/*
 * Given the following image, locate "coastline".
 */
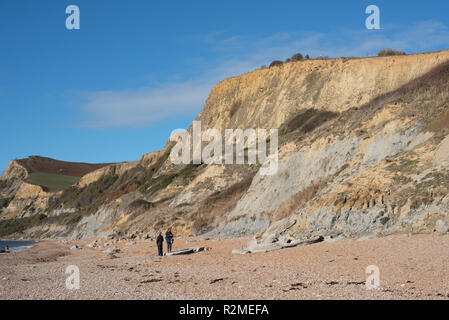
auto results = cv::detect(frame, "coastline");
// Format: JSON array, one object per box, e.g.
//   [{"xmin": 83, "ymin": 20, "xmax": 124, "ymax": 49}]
[
  {"xmin": 0, "ymin": 240, "xmax": 40, "ymax": 253},
  {"xmin": 0, "ymin": 234, "xmax": 448, "ymax": 299}
]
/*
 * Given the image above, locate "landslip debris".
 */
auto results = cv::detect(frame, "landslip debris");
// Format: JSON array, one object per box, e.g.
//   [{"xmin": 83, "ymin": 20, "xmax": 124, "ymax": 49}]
[
  {"xmin": 103, "ymin": 247, "xmax": 121, "ymax": 254},
  {"xmin": 163, "ymin": 247, "xmax": 207, "ymax": 256},
  {"xmin": 232, "ymin": 236, "xmax": 324, "ymax": 254}
]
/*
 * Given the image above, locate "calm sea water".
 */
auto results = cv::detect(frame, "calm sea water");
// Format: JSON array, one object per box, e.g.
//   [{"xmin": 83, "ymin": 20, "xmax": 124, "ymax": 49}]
[{"xmin": 0, "ymin": 241, "xmax": 38, "ymax": 253}]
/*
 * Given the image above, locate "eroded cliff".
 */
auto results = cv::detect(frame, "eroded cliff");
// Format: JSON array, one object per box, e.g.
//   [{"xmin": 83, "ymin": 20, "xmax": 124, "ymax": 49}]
[{"xmin": 1, "ymin": 50, "xmax": 449, "ymax": 242}]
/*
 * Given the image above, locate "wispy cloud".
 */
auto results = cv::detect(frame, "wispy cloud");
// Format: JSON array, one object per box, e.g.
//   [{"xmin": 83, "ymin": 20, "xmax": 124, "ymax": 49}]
[
  {"xmin": 72, "ymin": 20, "xmax": 449, "ymax": 128},
  {"xmin": 77, "ymin": 82, "xmax": 212, "ymax": 128}
]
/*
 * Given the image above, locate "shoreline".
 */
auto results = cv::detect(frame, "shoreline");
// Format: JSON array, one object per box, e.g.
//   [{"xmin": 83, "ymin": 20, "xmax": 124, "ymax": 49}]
[
  {"xmin": 1, "ymin": 234, "xmax": 448, "ymax": 300},
  {"xmin": 0, "ymin": 240, "xmax": 40, "ymax": 253}
]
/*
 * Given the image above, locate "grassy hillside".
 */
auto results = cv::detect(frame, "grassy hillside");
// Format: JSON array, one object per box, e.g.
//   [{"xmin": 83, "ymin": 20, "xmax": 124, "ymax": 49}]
[
  {"xmin": 3, "ymin": 156, "xmax": 116, "ymax": 192},
  {"xmin": 26, "ymin": 172, "xmax": 81, "ymax": 192},
  {"xmin": 17, "ymin": 156, "xmax": 112, "ymax": 177}
]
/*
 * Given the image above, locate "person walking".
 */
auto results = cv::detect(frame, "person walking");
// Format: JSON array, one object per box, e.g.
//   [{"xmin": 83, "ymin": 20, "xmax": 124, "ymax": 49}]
[
  {"xmin": 156, "ymin": 232, "xmax": 164, "ymax": 256},
  {"xmin": 165, "ymin": 228, "xmax": 174, "ymax": 253}
]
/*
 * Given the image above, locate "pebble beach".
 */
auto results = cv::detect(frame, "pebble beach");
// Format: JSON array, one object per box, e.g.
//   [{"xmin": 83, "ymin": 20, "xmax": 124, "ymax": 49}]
[{"xmin": 0, "ymin": 234, "xmax": 448, "ymax": 300}]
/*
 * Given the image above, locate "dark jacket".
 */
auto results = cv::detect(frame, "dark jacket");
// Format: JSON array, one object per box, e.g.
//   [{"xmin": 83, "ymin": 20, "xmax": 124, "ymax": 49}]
[
  {"xmin": 165, "ymin": 231, "xmax": 173, "ymax": 243},
  {"xmin": 156, "ymin": 235, "xmax": 164, "ymax": 246}
]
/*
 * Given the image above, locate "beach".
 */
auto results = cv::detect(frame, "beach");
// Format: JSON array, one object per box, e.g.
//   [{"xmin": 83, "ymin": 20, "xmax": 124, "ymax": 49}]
[
  {"xmin": 0, "ymin": 234, "xmax": 448, "ymax": 300},
  {"xmin": 0, "ymin": 241, "xmax": 38, "ymax": 253}
]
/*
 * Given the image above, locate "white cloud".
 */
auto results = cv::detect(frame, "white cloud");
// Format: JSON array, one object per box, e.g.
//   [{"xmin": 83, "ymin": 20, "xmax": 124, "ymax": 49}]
[
  {"xmin": 77, "ymin": 82, "xmax": 212, "ymax": 128},
  {"xmin": 73, "ymin": 20, "xmax": 449, "ymax": 128}
]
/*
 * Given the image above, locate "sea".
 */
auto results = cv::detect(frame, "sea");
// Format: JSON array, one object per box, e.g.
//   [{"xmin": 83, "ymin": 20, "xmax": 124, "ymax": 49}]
[{"xmin": 0, "ymin": 240, "xmax": 38, "ymax": 253}]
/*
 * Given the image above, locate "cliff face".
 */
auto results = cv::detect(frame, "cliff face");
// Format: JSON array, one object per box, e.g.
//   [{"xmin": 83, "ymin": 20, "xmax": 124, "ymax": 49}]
[
  {"xmin": 196, "ymin": 50, "xmax": 449, "ymax": 131},
  {"xmin": 1, "ymin": 160, "xmax": 29, "ymax": 182},
  {"xmin": 1, "ymin": 49, "xmax": 449, "ymax": 241}
]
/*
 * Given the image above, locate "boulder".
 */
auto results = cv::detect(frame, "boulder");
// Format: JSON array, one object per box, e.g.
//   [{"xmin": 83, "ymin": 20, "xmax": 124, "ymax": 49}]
[
  {"xmin": 87, "ymin": 240, "xmax": 98, "ymax": 248},
  {"xmin": 282, "ymin": 236, "xmax": 324, "ymax": 248},
  {"xmin": 232, "ymin": 249, "xmax": 250, "ymax": 255},
  {"xmin": 103, "ymin": 247, "xmax": 120, "ymax": 254},
  {"xmin": 357, "ymin": 234, "xmax": 377, "ymax": 242},
  {"xmin": 435, "ymin": 220, "xmax": 449, "ymax": 235},
  {"xmin": 243, "ymin": 235, "xmax": 324, "ymax": 254},
  {"xmin": 164, "ymin": 247, "xmax": 206, "ymax": 256},
  {"xmin": 247, "ymin": 244, "xmax": 282, "ymax": 253},
  {"xmin": 164, "ymin": 248, "xmax": 194, "ymax": 256}
]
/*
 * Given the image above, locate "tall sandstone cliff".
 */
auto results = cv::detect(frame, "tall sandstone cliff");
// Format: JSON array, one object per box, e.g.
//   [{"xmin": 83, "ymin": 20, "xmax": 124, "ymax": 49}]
[{"xmin": 1, "ymin": 49, "xmax": 449, "ymax": 242}]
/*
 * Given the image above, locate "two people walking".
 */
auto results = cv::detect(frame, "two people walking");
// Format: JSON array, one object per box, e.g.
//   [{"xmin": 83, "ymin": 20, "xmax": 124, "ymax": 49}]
[
  {"xmin": 0, "ymin": 245, "xmax": 9, "ymax": 253},
  {"xmin": 156, "ymin": 228, "xmax": 174, "ymax": 256}
]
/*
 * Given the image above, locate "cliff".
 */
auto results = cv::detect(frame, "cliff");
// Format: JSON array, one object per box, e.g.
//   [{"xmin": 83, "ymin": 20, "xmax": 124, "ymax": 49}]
[{"xmin": 1, "ymin": 49, "xmax": 449, "ymax": 242}]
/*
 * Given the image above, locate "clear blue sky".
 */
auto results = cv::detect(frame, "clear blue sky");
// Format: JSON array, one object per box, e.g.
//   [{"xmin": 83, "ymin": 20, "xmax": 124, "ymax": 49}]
[{"xmin": 1, "ymin": 0, "xmax": 448, "ymax": 173}]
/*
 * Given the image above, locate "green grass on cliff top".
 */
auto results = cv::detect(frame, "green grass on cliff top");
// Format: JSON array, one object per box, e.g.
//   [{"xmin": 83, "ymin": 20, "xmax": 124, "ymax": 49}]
[{"xmin": 26, "ymin": 172, "xmax": 80, "ymax": 192}]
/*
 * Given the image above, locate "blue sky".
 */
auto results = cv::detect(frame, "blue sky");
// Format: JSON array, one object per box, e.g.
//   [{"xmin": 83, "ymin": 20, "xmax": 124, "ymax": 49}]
[{"xmin": 1, "ymin": 0, "xmax": 449, "ymax": 173}]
